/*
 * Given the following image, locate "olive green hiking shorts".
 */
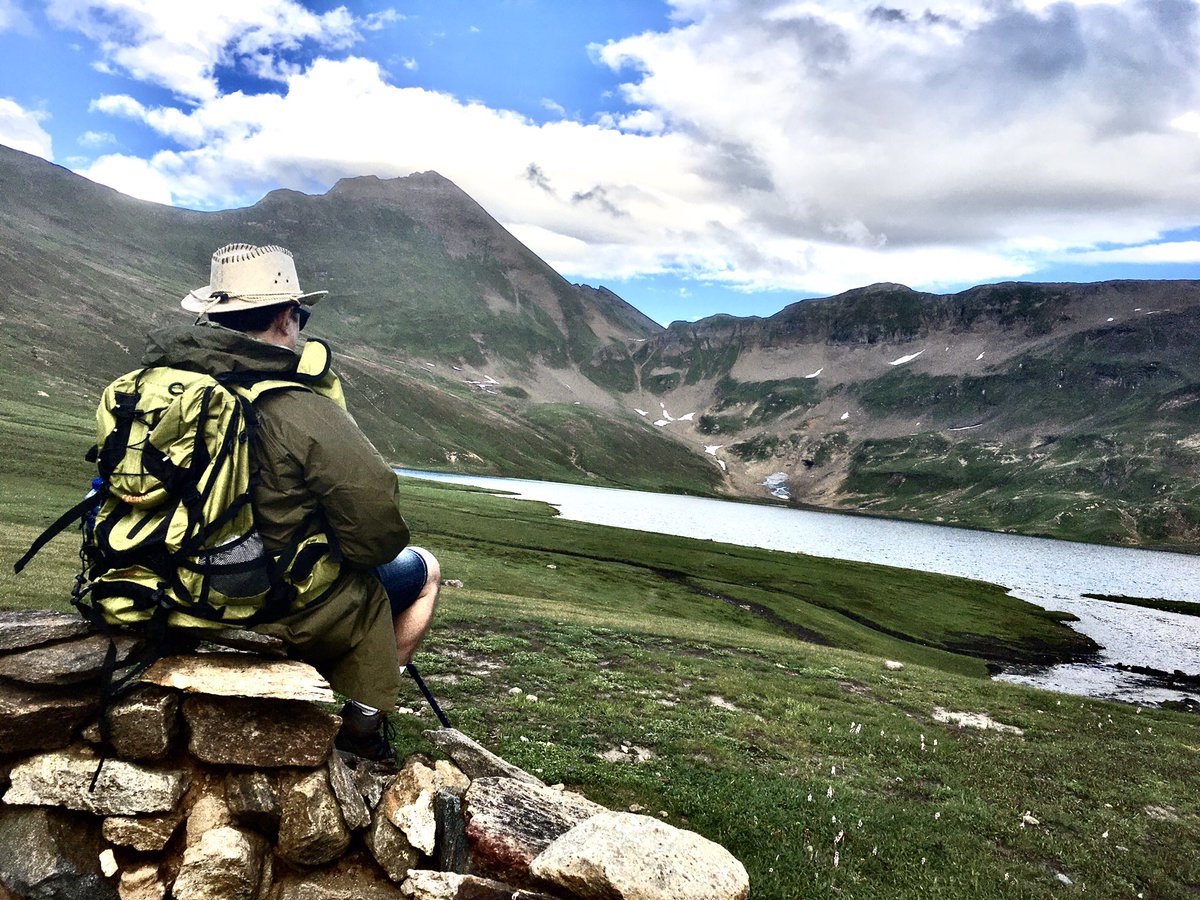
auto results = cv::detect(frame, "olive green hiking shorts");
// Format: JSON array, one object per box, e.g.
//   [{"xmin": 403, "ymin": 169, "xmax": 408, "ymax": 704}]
[{"xmin": 255, "ymin": 568, "xmax": 401, "ymax": 710}]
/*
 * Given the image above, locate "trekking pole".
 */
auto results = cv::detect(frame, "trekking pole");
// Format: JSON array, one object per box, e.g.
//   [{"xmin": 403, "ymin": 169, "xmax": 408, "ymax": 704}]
[{"xmin": 406, "ymin": 662, "xmax": 453, "ymax": 728}]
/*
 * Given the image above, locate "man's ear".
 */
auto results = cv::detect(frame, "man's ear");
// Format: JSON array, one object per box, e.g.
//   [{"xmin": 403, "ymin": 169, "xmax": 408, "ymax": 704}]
[{"xmin": 272, "ymin": 304, "xmax": 294, "ymax": 334}]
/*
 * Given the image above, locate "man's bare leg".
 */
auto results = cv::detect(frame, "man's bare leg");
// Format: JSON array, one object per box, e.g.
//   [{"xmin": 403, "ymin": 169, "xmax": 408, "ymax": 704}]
[{"xmin": 394, "ymin": 547, "xmax": 440, "ymax": 666}]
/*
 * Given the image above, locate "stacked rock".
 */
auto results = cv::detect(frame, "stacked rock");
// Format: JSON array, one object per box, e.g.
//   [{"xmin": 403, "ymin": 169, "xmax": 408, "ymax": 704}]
[{"xmin": 0, "ymin": 611, "xmax": 749, "ymax": 900}]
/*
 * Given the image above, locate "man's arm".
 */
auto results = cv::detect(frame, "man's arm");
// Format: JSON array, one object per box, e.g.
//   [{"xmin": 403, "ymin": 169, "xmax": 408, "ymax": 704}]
[{"xmin": 274, "ymin": 392, "xmax": 410, "ymax": 567}]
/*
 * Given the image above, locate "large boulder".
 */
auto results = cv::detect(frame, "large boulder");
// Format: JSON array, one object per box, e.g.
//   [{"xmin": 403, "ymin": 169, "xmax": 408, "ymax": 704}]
[
  {"xmin": 463, "ymin": 777, "xmax": 604, "ymax": 886},
  {"xmin": 183, "ymin": 696, "xmax": 339, "ymax": 767},
  {"xmin": 530, "ymin": 812, "xmax": 750, "ymax": 900},
  {"xmin": 277, "ymin": 770, "xmax": 352, "ymax": 867},
  {"xmin": 171, "ymin": 825, "xmax": 271, "ymax": 900},
  {"xmin": 0, "ymin": 806, "xmax": 116, "ymax": 900}
]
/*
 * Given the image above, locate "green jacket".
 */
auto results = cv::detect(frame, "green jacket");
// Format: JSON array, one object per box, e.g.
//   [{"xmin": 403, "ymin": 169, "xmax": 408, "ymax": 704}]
[{"xmin": 144, "ymin": 323, "xmax": 409, "ymax": 706}]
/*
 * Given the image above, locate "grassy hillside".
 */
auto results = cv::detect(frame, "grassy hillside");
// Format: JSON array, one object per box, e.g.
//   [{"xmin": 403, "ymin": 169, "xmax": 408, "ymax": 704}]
[{"xmin": 4, "ymin": 404, "xmax": 1197, "ymax": 898}]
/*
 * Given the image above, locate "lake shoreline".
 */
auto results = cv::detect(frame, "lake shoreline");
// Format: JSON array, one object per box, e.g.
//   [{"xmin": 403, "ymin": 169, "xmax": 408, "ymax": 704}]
[
  {"xmin": 397, "ymin": 467, "xmax": 1200, "ymax": 706},
  {"xmin": 399, "ymin": 461, "xmax": 1200, "ymax": 556}
]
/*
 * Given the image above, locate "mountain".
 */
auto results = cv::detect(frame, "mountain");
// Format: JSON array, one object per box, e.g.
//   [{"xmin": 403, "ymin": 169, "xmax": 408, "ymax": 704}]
[
  {"xmin": 0, "ymin": 144, "xmax": 718, "ymax": 495},
  {"xmin": 4, "ymin": 142, "xmax": 1200, "ymax": 548},
  {"xmin": 590, "ymin": 280, "xmax": 1200, "ymax": 547}
]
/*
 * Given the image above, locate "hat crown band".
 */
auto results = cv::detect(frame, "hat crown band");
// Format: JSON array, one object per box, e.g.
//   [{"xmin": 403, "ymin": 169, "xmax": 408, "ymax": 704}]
[{"xmin": 209, "ymin": 244, "xmax": 301, "ymax": 300}]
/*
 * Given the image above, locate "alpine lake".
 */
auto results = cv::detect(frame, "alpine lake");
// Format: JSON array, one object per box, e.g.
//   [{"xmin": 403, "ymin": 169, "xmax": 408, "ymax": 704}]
[{"xmin": 399, "ymin": 469, "xmax": 1200, "ymax": 708}]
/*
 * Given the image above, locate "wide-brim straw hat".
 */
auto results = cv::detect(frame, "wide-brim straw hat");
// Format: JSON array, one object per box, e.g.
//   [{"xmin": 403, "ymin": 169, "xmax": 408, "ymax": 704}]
[{"xmin": 181, "ymin": 243, "xmax": 328, "ymax": 313}]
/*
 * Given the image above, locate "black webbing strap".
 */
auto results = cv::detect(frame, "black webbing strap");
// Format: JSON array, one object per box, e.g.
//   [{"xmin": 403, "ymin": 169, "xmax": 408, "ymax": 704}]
[{"xmin": 13, "ymin": 486, "xmax": 107, "ymax": 574}]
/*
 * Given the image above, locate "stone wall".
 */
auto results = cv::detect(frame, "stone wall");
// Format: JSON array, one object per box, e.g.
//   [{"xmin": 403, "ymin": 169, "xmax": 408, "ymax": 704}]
[{"xmin": 0, "ymin": 611, "xmax": 749, "ymax": 900}]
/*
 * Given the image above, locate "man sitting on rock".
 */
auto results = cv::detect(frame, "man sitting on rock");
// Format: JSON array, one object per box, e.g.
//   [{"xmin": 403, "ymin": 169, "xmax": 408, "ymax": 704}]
[{"xmin": 154, "ymin": 242, "xmax": 440, "ymax": 762}]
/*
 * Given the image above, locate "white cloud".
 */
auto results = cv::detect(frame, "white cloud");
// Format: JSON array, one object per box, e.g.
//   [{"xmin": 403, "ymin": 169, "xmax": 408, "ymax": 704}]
[
  {"xmin": 0, "ymin": 0, "xmax": 32, "ymax": 32},
  {"xmin": 1066, "ymin": 241, "xmax": 1200, "ymax": 265},
  {"xmin": 44, "ymin": 0, "xmax": 378, "ymax": 101},
  {"xmin": 62, "ymin": 0, "xmax": 1200, "ymax": 296},
  {"xmin": 79, "ymin": 129, "xmax": 117, "ymax": 147},
  {"xmin": 78, "ymin": 153, "xmax": 175, "ymax": 203},
  {"xmin": 0, "ymin": 98, "xmax": 53, "ymax": 159}
]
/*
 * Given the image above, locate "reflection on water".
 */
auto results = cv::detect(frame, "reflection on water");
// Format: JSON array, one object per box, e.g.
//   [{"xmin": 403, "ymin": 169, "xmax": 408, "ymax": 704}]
[{"xmin": 399, "ymin": 470, "xmax": 1200, "ymax": 705}]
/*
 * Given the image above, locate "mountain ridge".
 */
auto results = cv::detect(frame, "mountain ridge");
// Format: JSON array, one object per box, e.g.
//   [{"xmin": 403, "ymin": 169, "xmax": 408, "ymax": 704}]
[{"xmin": 4, "ymin": 142, "xmax": 1200, "ymax": 547}]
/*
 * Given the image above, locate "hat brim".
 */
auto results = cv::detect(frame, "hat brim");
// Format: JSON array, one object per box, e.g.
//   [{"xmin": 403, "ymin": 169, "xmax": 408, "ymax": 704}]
[{"xmin": 181, "ymin": 288, "xmax": 328, "ymax": 314}]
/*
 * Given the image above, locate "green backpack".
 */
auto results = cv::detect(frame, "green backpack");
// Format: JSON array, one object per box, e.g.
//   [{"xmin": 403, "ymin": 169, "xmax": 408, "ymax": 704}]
[{"xmin": 16, "ymin": 339, "xmax": 345, "ymax": 634}]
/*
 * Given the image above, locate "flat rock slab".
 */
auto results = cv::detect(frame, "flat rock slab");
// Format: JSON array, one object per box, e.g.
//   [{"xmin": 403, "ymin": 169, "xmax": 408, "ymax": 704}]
[
  {"xmin": 3, "ymin": 747, "xmax": 190, "ymax": 816},
  {"xmin": 0, "ymin": 610, "xmax": 92, "ymax": 652},
  {"xmin": 202, "ymin": 629, "xmax": 289, "ymax": 657},
  {"xmin": 464, "ymin": 776, "xmax": 605, "ymax": 885},
  {"xmin": 531, "ymin": 811, "xmax": 750, "ymax": 900},
  {"xmin": 142, "ymin": 653, "xmax": 335, "ymax": 703},
  {"xmin": 0, "ymin": 609, "xmax": 94, "ymax": 652},
  {"xmin": 424, "ymin": 728, "xmax": 542, "ymax": 785},
  {"xmin": 0, "ymin": 682, "xmax": 94, "ymax": 754},
  {"xmin": 0, "ymin": 633, "xmax": 140, "ymax": 685},
  {"xmin": 184, "ymin": 695, "xmax": 340, "ymax": 768}
]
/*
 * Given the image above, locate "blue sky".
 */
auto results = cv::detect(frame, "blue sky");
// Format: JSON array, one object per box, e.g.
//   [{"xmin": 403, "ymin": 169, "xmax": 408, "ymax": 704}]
[{"xmin": 2, "ymin": 0, "xmax": 1199, "ymax": 325}]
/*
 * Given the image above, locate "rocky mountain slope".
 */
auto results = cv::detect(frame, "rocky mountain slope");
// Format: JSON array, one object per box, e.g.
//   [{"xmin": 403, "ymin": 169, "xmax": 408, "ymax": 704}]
[
  {"xmin": 4, "ymin": 142, "xmax": 1199, "ymax": 547},
  {"xmin": 0, "ymin": 144, "xmax": 717, "ymax": 495},
  {"xmin": 593, "ymin": 280, "xmax": 1200, "ymax": 547}
]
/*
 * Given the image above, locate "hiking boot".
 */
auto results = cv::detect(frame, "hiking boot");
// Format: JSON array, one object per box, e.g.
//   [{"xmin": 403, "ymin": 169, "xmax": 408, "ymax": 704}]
[{"xmin": 334, "ymin": 701, "xmax": 397, "ymax": 765}]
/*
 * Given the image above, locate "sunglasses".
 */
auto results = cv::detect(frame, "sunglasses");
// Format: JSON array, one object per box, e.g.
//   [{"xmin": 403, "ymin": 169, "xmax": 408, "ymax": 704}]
[{"xmin": 290, "ymin": 303, "xmax": 311, "ymax": 331}]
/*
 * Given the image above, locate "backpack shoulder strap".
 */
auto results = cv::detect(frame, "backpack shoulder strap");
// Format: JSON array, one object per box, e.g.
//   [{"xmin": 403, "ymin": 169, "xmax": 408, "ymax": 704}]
[{"xmin": 215, "ymin": 340, "xmax": 346, "ymax": 410}]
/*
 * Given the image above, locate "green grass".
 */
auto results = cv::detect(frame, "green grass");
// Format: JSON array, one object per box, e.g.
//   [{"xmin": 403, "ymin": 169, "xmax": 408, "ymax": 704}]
[
  {"xmin": 1082, "ymin": 594, "xmax": 1200, "ymax": 618},
  {"xmin": 5, "ymin": 415, "xmax": 1198, "ymax": 899}
]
